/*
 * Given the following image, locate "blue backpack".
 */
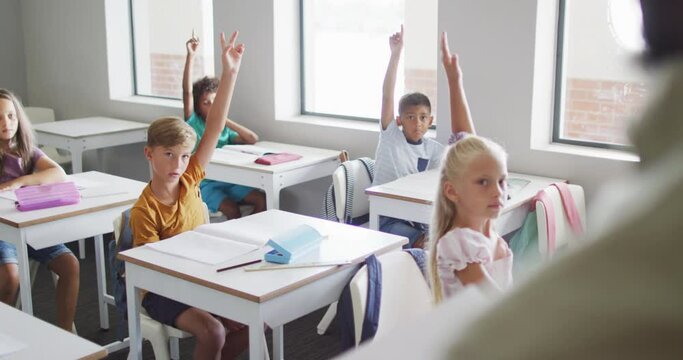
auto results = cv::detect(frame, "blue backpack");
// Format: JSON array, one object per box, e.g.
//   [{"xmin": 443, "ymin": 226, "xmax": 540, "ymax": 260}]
[{"xmin": 107, "ymin": 208, "xmax": 134, "ymax": 339}]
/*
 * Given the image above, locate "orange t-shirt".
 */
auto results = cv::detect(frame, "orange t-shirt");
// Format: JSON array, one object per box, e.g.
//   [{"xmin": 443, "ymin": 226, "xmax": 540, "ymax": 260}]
[{"xmin": 130, "ymin": 155, "xmax": 206, "ymax": 248}]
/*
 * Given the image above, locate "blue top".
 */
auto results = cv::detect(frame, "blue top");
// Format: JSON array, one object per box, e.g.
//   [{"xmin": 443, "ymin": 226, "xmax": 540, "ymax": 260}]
[{"xmin": 186, "ymin": 112, "xmax": 238, "ymax": 151}]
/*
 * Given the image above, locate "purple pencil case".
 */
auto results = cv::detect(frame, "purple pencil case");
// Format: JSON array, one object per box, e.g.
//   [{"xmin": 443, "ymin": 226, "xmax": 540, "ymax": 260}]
[
  {"xmin": 254, "ymin": 153, "xmax": 302, "ymax": 165},
  {"xmin": 14, "ymin": 181, "xmax": 81, "ymax": 211}
]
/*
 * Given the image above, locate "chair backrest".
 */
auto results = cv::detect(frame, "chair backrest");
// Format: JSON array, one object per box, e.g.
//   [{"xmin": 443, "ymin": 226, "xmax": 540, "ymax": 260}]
[
  {"xmin": 23, "ymin": 107, "xmax": 55, "ymax": 124},
  {"xmin": 536, "ymin": 183, "xmax": 586, "ymax": 258},
  {"xmin": 349, "ymin": 251, "xmax": 433, "ymax": 346},
  {"xmin": 325, "ymin": 158, "xmax": 374, "ymax": 225}
]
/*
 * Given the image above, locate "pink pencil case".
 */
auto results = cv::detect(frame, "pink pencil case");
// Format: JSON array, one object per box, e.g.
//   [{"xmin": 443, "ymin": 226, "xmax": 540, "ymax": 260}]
[
  {"xmin": 14, "ymin": 181, "xmax": 81, "ymax": 211},
  {"xmin": 254, "ymin": 153, "xmax": 302, "ymax": 165}
]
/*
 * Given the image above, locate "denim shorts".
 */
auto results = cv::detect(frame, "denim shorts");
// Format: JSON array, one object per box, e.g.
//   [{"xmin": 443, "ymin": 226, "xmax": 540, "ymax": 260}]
[
  {"xmin": 0, "ymin": 240, "xmax": 73, "ymax": 265},
  {"xmin": 200, "ymin": 180, "xmax": 255, "ymax": 213},
  {"xmin": 379, "ymin": 216, "xmax": 428, "ymax": 248},
  {"xmin": 142, "ymin": 292, "xmax": 192, "ymax": 328}
]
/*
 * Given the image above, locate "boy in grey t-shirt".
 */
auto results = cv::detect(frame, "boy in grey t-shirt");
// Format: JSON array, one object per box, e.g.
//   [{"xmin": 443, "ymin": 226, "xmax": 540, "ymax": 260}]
[{"xmin": 374, "ymin": 27, "xmax": 476, "ymax": 248}]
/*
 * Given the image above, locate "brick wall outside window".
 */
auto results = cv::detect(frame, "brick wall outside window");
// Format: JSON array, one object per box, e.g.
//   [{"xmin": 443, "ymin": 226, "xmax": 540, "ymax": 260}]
[
  {"xmin": 563, "ymin": 78, "xmax": 646, "ymax": 146},
  {"xmin": 149, "ymin": 53, "xmax": 205, "ymax": 99}
]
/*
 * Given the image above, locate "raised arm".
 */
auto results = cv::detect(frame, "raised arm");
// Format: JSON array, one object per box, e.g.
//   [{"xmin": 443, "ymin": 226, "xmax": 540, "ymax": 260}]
[
  {"xmin": 380, "ymin": 25, "xmax": 404, "ymax": 130},
  {"xmin": 194, "ymin": 31, "xmax": 244, "ymax": 168},
  {"xmin": 225, "ymin": 118, "xmax": 259, "ymax": 144},
  {"xmin": 441, "ymin": 32, "xmax": 475, "ymax": 135},
  {"xmin": 0, "ymin": 155, "xmax": 67, "ymax": 192},
  {"xmin": 182, "ymin": 34, "xmax": 200, "ymax": 120}
]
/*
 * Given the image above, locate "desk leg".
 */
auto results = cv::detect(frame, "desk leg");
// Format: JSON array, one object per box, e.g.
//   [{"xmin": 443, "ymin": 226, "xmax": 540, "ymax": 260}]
[
  {"xmin": 94, "ymin": 234, "xmax": 110, "ymax": 329},
  {"xmin": 69, "ymin": 149, "xmax": 87, "ymax": 260},
  {"xmin": 369, "ymin": 202, "xmax": 380, "ymax": 231},
  {"xmin": 263, "ymin": 178, "xmax": 281, "ymax": 210},
  {"xmin": 70, "ymin": 148, "xmax": 83, "ymax": 174},
  {"xmin": 16, "ymin": 235, "xmax": 33, "ymax": 315},
  {"xmin": 273, "ymin": 326, "xmax": 284, "ymax": 360},
  {"xmin": 249, "ymin": 321, "xmax": 266, "ymax": 360},
  {"xmin": 126, "ymin": 280, "xmax": 142, "ymax": 360}
]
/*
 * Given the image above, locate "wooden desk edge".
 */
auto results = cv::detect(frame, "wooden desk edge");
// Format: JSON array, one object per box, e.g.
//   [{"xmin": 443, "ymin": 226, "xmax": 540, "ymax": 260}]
[
  {"xmin": 118, "ymin": 238, "xmax": 406, "ymax": 303},
  {"xmin": 0, "ymin": 198, "xmax": 137, "ymax": 228},
  {"xmin": 35, "ymin": 125, "xmax": 149, "ymax": 139}
]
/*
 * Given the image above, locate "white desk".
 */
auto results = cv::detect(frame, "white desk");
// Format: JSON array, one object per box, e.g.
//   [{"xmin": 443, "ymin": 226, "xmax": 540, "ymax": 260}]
[
  {"xmin": 0, "ymin": 172, "xmax": 145, "ymax": 338},
  {"xmin": 205, "ymin": 141, "xmax": 341, "ymax": 209},
  {"xmin": 366, "ymin": 171, "xmax": 565, "ymax": 235},
  {"xmin": 0, "ymin": 302, "xmax": 107, "ymax": 360},
  {"xmin": 33, "ymin": 117, "xmax": 149, "ymax": 174},
  {"xmin": 120, "ymin": 209, "xmax": 407, "ymax": 360}
]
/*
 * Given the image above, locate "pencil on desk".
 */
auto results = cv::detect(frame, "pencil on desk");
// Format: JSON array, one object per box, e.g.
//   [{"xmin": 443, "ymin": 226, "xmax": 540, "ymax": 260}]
[{"xmin": 217, "ymin": 259, "xmax": 262, "ymax": 272}]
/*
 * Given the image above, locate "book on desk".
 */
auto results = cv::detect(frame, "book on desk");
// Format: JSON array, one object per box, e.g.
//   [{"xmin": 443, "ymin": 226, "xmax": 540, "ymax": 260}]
[{"xmin": 144, "ymin": 216, "xmax": 344, "ymax": 270}]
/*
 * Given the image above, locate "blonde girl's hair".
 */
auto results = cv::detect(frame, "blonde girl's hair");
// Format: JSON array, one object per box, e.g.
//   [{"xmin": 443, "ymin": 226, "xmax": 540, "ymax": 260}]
[
  {"xmin": 0, "ymin": 89, "xmax": 36, "ymax": 178},
  {"xmin": 428, "ymin": 135, "xmax": 507, "ymax": 303},
  {"xmin": 147, "ymin": 117, "xmax": 197, "ymax": 149}
]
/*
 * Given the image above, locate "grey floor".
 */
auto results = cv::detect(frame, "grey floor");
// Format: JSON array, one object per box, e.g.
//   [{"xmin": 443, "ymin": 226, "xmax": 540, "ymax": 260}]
[{"xmin": 29, "ymin": 238, "xmax": 345, "ymax": 359}]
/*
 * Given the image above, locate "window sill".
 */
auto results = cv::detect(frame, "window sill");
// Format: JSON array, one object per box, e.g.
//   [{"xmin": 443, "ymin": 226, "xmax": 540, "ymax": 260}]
[
  {"xmin": 276, "ymin": 114, "xmax": 438, "ymax": 139},
  {"xmin": 111, "ymin": 95, "xmax": 182, "ymax": 110},
  {"xmin": 532, "ymin": 142, "xmax": 640, "ymax": 163}
]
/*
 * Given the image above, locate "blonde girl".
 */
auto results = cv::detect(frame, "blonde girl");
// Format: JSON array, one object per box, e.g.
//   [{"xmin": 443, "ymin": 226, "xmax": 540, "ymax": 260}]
[{"xmin": 429, "ymin": 136, "xmax": 513, "ymax": 303}]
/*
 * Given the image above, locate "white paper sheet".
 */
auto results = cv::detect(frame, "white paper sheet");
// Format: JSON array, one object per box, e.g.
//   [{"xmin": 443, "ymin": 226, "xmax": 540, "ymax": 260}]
[{"xmin": 146, "ymin": 231, "xmax": 259, "ymax": 265}]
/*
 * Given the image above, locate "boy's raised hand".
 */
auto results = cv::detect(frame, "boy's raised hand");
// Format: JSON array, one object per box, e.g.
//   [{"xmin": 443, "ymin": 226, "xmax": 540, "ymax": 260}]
[
  {"xmin": 186, "ymin": 35, "xmax": 199, "ymax": 57},
  {"xmin": 389, "ymin": 25, "xmax": 404, "ymax": 56},
  {"xmin": 220, "ymin": 31, "xmax": 245, "ymax": 75},
  {"xmin": 441, "ymin": 32, "xmax": 462, "ymax": 81}
]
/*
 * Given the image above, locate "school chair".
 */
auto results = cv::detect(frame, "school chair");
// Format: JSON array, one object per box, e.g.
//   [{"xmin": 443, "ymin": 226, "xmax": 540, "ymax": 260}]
[
  {"xmin": 112, "ymin": 210, "xmax": 192, "ymax": 360},
  {"xmin": 349, "ymin": 250, "xmax": 432, "ymax": 346},
  {"xmin": 535, "ymin": 183, "xmax": 586, "ymax": 260},
  {"xmin": 318, "ymin": 157, "xmax": 375, "ymax": 335},
  {"xmin": 23, "ymin": 106, "xmax": 86, "ymax": 260},
  {"xmin": 14, "ymin": 259, "xmax": 78, "ymax": 334}
]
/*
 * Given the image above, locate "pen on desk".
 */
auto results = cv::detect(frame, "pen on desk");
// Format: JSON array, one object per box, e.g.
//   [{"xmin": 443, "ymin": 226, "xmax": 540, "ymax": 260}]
[{"xmin": 217, "ymin": 259, "xmax": 262, "ymax": 273}]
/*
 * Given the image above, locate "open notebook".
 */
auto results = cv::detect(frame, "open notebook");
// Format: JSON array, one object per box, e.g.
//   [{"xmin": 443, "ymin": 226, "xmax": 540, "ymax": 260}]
[{"xmin": 220, "ymin": 144, "xmax": 302, "ymax": 165}]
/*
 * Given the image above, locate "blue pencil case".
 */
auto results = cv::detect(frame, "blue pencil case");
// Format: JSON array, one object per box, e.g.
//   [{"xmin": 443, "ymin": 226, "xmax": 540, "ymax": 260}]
[{"xmin": 264, "ymin": 224, "xmax": 323, "ymax": 264}]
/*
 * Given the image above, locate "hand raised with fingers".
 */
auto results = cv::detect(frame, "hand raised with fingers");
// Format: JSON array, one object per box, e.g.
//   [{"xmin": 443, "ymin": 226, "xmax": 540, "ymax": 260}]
[
  {"xmin": 389, "ymin": 25, "xmax": 404, "ymax": 56},
  {"xmin": 441, "ymin": 32, "xmax": 462, "ymax": 81},
  {"xmin": 186, "ymin": 34, "xmax": 200, "ymax": 56},
  {"xmin": 220, "ymin": 31, "xmax": 245, "ymax": 75}
]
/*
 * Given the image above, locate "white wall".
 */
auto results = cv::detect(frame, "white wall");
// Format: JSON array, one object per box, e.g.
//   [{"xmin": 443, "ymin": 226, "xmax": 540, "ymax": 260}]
[
  {"xmin": 0, "ymin": 0, "xmax": 28, "ymax": 101},
  {"xmin": 15, "ymin": 0, "xmax": 638, "ymax": 216}
]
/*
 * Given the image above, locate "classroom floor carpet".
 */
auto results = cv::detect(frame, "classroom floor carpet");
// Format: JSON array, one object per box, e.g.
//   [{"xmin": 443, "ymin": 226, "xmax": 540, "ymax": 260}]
[{"xmin": 29, "ymin": 238, "xmax": 345, "ymax": 359}]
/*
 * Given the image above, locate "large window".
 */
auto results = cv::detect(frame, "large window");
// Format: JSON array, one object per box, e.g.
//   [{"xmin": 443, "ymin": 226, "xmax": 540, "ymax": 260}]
[
  {"xmin": 301, "ymin": 0, "xmax": 438, "ymax": 124},
  {"xmin": 130, "ymin": 0, "xmax": 214, "ymax": 99},
  {"xmin": 554, "ymin": 0, "xmax": 647, "ymax": 149}
]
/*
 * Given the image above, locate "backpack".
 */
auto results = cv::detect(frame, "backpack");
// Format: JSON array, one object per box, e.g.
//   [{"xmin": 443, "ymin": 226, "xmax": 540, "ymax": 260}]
[
  {"xmin": 338, "ymin": 249, "xmax": 427, "ymax": 351},
  {"xmin": 323, "ymin": 157, "xmax": 375, "ymax": 225},
  {"xmin": 107, "ymin": 208, "xmax": 134, "ymax": 339},
  {"xmin": 509, "ymin": 183, "xmax": 584, "ymax": 277}
]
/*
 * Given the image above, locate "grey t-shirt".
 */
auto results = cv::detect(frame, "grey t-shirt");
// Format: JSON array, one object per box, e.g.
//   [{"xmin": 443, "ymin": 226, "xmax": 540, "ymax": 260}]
[{"xmin": 372, "ymin": 120, "xmax": 444, "ymax": 186}]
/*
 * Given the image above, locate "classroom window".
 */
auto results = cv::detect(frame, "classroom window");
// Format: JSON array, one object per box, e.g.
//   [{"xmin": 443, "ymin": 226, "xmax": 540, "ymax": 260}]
[
  {"xmin": 130, "ymin": 0, "xmax": 214, "ymax": 99},
  {"xmin": 301, "ymin": 0, "xmax": 438, "ymax": 124},
  {"xmin": 553, "ymin": 0, "xmax": 647, "ymax": 149}
]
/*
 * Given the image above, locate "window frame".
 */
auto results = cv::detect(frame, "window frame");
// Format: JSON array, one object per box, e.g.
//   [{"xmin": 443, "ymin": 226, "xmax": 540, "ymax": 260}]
[
  {"xmin": 298, "ymin": 0, "xmax": 436, "ymax": 129},
  {"xmin": 552, "ymin": 0, "xmax": 632, "ymax": 151}
]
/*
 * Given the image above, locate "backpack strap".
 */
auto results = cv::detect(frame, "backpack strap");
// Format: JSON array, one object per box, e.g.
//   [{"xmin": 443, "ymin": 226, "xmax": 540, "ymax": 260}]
[
  {"xmin": 532, "ymin": 191, "xmax": 557, "ymax": 257},
  {"xmin": 358, "ymin": 157, "xmax": 375, "ymax": 184},
  {"xmin": 360, "ymin": 254, "xmax": 381, "ymax": 343},
  {"xmin": 323, "ymin": 184, "xmax": 338, "ymax": 222},
  {"xmin": 551, "ymin": 183, "xmax": 584, "ymax": 236},
  {"xmin": 342, "ymin": 162, "xmax": 355, "ymax": 224}
]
